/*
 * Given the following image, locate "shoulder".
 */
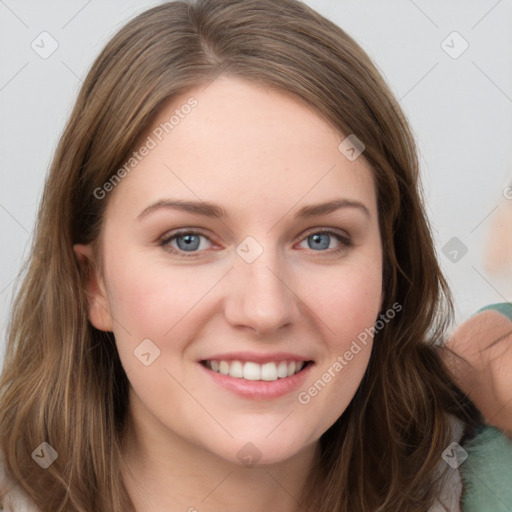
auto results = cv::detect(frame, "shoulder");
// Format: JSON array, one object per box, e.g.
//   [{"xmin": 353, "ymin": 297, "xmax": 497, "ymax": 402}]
[
  {"xmin": 0, "ymin": 448, "xmax": 40, "ymax": 512},
  {"xmin": 428, "ymin": 417, "xmax": 512, "ymax": 511},
  {"xmin": 460, "ymin": 425, "xmax": 512, "ymax": 512}
]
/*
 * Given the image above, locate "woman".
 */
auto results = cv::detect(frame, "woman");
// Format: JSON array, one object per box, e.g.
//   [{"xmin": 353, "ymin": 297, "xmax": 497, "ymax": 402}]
[{"xmin": 0, "ymin": 0, "xmax": 509, "ymax": 510}]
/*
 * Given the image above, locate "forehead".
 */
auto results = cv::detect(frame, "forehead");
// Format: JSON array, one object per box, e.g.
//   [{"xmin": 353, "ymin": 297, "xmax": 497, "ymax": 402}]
[{"xmin": 105, "ymin": 75, "xmax": 377, "ymax": 221}]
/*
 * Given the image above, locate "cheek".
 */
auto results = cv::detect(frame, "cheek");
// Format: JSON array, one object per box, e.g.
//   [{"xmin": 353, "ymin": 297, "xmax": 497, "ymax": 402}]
[
  {"xmin": 303, "ymin": 257, "xmax": 383, "ymax": 345},
  {"xmin": 103, "ymin": 257, "xmax": 215, "ymax": 371},
  {"xmin": 293, "ymin": 260, "xmax": 382, "ymax": 437}
]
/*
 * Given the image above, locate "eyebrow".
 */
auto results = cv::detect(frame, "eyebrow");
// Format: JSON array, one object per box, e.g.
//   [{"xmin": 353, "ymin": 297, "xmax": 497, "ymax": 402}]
[{"xmin": 137, "ymin": 198, "xmax": 370, "ymax": 220}]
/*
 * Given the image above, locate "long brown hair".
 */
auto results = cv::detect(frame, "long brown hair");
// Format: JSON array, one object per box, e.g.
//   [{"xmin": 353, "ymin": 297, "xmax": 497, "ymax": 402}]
[{"xmin": 0, "ymin": 1, "xmax": 480, "ymax": 510}]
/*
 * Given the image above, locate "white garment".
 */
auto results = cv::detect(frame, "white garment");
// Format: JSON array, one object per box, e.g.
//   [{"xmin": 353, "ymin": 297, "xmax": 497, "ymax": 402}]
[{"xmin": 428, "ymin": 415, "xmax": 466, "ymax": 512}]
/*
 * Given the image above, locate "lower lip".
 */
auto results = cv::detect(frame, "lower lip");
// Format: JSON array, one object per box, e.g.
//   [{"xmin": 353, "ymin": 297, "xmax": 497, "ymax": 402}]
[{"xmin": 198, "ymin": 362, "xmax": 313, "ymax": 400}]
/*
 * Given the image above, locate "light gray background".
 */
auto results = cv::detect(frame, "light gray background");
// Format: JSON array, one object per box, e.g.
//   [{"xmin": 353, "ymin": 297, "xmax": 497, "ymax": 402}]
[{"xmin": 1, "ymin": 0, "xmax": 512, "ymax": 366}]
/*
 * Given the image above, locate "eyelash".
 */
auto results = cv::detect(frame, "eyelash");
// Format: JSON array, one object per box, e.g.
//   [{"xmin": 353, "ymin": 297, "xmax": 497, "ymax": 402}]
[{"xmin": 159, "ymin": 228, "xmax": 353, "ymax": 258}]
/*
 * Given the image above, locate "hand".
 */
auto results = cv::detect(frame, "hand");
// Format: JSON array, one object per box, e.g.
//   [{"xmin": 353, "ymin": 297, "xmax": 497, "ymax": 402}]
[{"xmin": 441, "ymin": 306, "xmax": 512, "ymax": 437}]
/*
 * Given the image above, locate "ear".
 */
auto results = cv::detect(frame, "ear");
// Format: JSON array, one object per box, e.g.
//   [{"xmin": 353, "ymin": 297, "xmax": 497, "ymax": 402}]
[{"xmin": 74, "ymin": 244, "xmax": 113, "ymax": 332}]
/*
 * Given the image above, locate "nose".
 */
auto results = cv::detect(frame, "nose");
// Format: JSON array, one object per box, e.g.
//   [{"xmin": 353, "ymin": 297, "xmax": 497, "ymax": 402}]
[{"xmin": 223, "ymin": 246, "xmax": 300, "ymax": 337}]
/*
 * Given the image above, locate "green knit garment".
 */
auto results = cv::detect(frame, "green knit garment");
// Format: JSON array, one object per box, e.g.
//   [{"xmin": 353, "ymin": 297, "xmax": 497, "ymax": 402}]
[
  {"xmin": 474, "ymin": 302, "xmax": 512, "ymax": 319},
  {"xmin": 461, "ymin": 425, "xmax": 512, "ymax": 511},
  {"xmin": 460, "ymin": 302, "xmax": 512, "ymax": 511}
]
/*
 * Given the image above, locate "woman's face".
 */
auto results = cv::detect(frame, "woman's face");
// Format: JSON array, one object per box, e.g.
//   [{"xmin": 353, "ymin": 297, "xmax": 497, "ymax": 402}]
[{"xmin": 81, "ymin": 75, "xmax": 383, "ymax": 466}]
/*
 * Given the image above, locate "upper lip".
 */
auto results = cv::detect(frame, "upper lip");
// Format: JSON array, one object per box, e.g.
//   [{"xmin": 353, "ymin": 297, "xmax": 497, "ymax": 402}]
[{"xmin": 200, "ymin": 351, "xmax": 313, "ymax": 364}]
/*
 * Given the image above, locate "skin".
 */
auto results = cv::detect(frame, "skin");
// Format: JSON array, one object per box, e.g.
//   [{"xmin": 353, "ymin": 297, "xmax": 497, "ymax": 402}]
[
  {"xmin": 442, "ymin": 310, "xmax": 512, "ymax": 437},
  {"xmin": 75, "ymin": 75, "xmax": 384, "ymax": 512},
  {"xmin": 450, "ymin": 189, "xmax": 512, "ymax": 434}
]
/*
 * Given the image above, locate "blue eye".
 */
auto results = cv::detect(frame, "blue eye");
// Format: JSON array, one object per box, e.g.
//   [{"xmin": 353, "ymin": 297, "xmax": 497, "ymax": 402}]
[
  {"xmin": 175, "ymin": 233, "xmax": 200, "ymax": 251},
  {"xmin": 298, "ymin": 230, "xmax": 351, "ymax": 252},
  {"xmin": 306, "ymin": 232, "xmax": 330, "ymax": 250},
  {"xmin": 160, "ymin": 228, "xmax": 352, "ymax": 258},
  {"xmin": 161, "ymin": 231, "xmax": 212, "ymax": 255}
]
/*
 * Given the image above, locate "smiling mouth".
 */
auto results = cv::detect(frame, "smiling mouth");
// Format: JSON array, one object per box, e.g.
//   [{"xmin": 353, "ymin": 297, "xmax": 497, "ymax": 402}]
[{"xmin": 201, "ymin": 359, "xmax": 312, "ymax": 381}]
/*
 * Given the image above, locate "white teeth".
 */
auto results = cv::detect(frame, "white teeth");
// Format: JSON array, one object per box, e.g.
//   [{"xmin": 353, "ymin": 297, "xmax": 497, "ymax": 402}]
[
  {"xmin": 205, "ymin": 359, "xmax": 307, "ymax": 381},
  {"xmin": 219, "ymin": 361, "xmax": 230, "ymax": 375},
  {"xmin": 260, "ymin": 362, "xmax": 277, "ymax": 381},
  {"xmin": 243, "ymin": 362, "xmax": 261, "ymax": 380},
  {"xmin": 229, "ymin": 360, "xmax": 244, "ymax": 378},
  {"xmin": 277, "ymin": 361, "xmax": 289, "ymax": 378}
]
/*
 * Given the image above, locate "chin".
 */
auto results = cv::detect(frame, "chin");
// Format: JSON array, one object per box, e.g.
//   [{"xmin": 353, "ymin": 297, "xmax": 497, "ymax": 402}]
[{"xmin": 203, "ymin": 432, "xmax": 316, "ymax": 469}]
